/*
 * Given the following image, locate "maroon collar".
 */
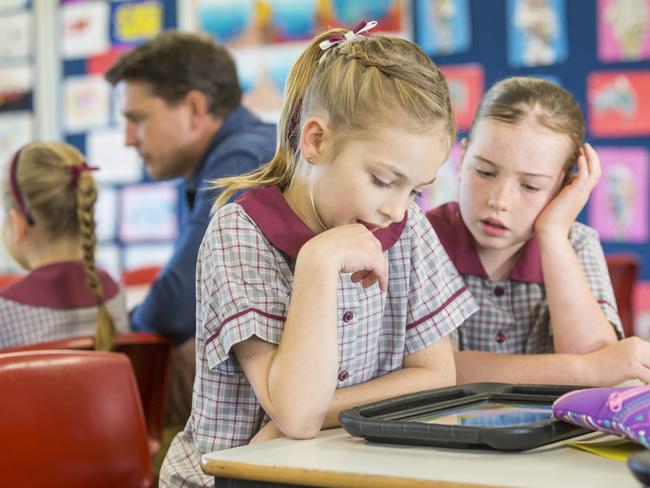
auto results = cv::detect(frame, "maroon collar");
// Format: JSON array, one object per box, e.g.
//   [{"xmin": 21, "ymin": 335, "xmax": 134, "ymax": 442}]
[
  {"xmin": 236, "ymin": 186, "xmax": 407, "ymax": 258},
  {"xmin": 426, "ymin": 202, "xmax": 543, "ymax": 283},
  {"xmin": 0, "ymin": 261, "xmax": 120, "ymax": 308}
]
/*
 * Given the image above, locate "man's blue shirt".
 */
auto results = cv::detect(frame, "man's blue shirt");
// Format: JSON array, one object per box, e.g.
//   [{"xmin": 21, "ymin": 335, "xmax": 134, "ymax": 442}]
[{"xmin": 130, "ymin": 106, "xmax": 276, "ymax": 343}]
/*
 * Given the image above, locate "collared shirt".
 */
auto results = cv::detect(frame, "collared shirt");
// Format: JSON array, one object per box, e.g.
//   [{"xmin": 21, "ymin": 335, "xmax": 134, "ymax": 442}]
[
  {"xmin": 130, "ymin": 106, "xmax": 276, "ymax": 344},
  {"xmin": 160, "ymin": 186, "xmax": 478, "ymax": 488},
  {"xmin": 0, "ymin": 261, "xmax": 128, "ymax": 349},
  {"xmin": 427, "ymin": 202, "xmax": 623, "ymax": 354}
]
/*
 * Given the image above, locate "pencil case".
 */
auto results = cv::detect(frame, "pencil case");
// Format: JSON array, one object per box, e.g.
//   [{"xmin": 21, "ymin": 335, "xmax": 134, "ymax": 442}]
[{"xmin": 552, "ymin": 385, "xmax": 650, "ymax": 447}]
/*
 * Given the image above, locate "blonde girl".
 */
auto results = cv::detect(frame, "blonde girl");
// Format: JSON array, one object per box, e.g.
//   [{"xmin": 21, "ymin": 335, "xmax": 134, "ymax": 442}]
[
  {"xmin": 0, "ymin": 142, "xmax": 128, "ymax": 351},
  {"xmin": 161, "ymin": 21, "xmax": 477, "ymax": 487}
]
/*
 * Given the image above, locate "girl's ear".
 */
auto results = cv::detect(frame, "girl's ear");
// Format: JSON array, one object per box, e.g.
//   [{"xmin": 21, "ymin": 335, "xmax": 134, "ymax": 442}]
[
  {"xmin": 9, "ymin": 208, "xmax": 29, "ymax": 242},
  {"xmin": 299, "ymin": 116, "xmax": 328, "ymax": 165}
]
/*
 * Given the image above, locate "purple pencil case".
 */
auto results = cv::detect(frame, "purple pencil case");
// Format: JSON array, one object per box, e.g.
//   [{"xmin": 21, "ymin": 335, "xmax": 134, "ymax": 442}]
[{"xmin": 552, "ymin": 385, "xmax": 650, "ymax": 447}]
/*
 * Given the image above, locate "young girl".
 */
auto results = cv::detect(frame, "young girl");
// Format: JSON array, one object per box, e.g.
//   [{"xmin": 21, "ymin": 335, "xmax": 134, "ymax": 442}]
[
  {"xmin": 427, "ymin": 76, "xmax": 650, "ymax": 386},
  {"xmin": 0, "ymin": 142, "xmax": 128, "ymax": 351},
  {"xmin": 161, "ymin": 22, "xmax": 478, "ymax": 487}
]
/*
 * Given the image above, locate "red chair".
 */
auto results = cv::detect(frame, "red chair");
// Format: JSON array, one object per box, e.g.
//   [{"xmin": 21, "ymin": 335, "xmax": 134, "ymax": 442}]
[
  {"xmin": 0, "ymin": 350, "xmax": 153, "ymax": 488},
  {"xmin": 3, "ymin": 332, "xmax": 172, "ymax": 454},
  {"xmin": 0, "ymin": 272, "xmax": 23, "ymax": 289},
  {"xmin": 122, "ymin": 265, "xmax": 162, "ymax": 286},
  {"xmin": 606, "ymin": 253, "xmax": 640, "ymax": 338}
]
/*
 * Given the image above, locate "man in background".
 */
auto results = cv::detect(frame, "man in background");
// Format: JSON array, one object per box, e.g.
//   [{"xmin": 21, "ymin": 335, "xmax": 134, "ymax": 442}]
[{"xmin": 106, "ymin": 30, "xmax": 276, "ymax": 422}]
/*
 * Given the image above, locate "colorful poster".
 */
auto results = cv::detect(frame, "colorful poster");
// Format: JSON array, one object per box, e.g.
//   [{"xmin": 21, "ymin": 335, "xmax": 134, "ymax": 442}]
[
  {"xmin": 96, "ymin": 244, "xmax": 121, "ymax": 282},
  {"xmin": 0, "ymin": 11, "xmax": 31, "ymax": 61},
  {"xmin": 506, "ymin": 0, "xmax": 568, "ymax": 67},
  {"xmin": 598, "ymin": 0, "xmax": 650, "ymax": 62},
  {"xmin": 414, "ymin": 0, "xmax": 471, "ymax": 56},
  {"xmin": 0, "ymin": 65, "xmax": 32, "ymax": 111},
  {"xmin": 119, "ymin": 183, "xmax": 179, "ymax": 242},
  {"xmin": 439, "ymin": 64, "xmax": 484, "ymax": 131},
  {"xmin": 236, "ymin": 43, "xmax": 304, "ymax": 122},
  {"xmin": 62, "ymin": 1, "xmax": 109, "ymax": 59},
  {"xmin": 87, "ymin": 128, "xmax": 143, "ymax": 183},
  {"xmin": 317, "ymin": 0, "xmax": 407, "ymax": 36},
  {"xmin": 416, "ymin": 142, "xmax": 462, "ymax": 212},
  {"xmin": 588, "ymin": 71, "xmax": 650, "ymax": 137},
  {"xmin": 110, "ymin": 0, "xmax": 163, "ymax": 48},
  {"xmin": 63, "ymin": 75, "xmax": 111, "ymax": 133},
  {"xmin": 198, "ymin": 0, "xmax": 406, "ymax": 47},
  {"xmin": 96, "ymin": 186, "xmax": 117, "ymax": 242},
  {"xmin": 588, "ymin": 147, "xmax": 648, "ymax": 243}
]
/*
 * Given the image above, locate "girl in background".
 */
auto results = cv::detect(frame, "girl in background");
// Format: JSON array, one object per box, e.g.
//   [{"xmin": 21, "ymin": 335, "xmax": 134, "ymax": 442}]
[
  {"xmin": 161, "ymin": 21, "xmax": 477, "ymax": 487},
  {"xmin": 427, "ymin": 76, "xmax": 650, "ymax": 386},
  {"xmin": 0, "ymin": 142, "xmax": 128, "ymax": 351}
]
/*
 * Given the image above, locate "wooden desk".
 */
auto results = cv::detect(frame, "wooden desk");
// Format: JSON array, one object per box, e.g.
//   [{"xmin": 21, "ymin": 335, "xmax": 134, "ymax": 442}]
[{"xmin": 202, "ymin": 428, "xmax": 641, "ymax": 488}]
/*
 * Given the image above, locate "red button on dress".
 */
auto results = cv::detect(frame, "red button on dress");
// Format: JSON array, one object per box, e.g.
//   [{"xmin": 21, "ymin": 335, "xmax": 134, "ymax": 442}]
[
  {"xmin": 494, "ymin": 286, "xmax": 505, "ymax": 297},
  {"xmin": 495, "ymin": 332, "xmax": 506, "ymax": 343},
  {"xmin": 343, "ymin": 311, "xmax": 353, "ymax": 323},
  {"xmin": 338, "ymin": 370, "xmax": 349, "ymax": 381}
]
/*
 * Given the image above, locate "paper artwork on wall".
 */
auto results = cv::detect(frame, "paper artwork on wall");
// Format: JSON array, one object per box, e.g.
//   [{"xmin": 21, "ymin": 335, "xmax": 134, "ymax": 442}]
[
  {"xmin": 506, "ymin": 0, "xmax": 567, "ymax": 67},
  {"xmin": 96, "ymin": 244, "xmax": 121, "ymax": 282},
  {"xmin": 414, "ymin": 0, "xmax": 471, "ymax": 56},
  {"xmin": 0, "ymin": 111, "xmax": 31, "ymax": 170},
  {"xmin": 96, "ymin": 186, "xmax": 117, "ymax": 242},
  {"xmin": 416, "ymin": 141, "xmax": 462, "ymax": 212},
  {"xmin": 87, "ymin": 128, "xmax": 142, "ymax": 183},
  {"xmin": 197, "ymin": 0, "xmax": 408, "ymax": 48},
  {"xmin": 63, "ymin": 75, "xmax": 111, "ymax": 134},
  {"xmin": 0, "ymin": 0, "xmax": 28, "ymax": 14},
  {"xmin": 439, "ymin": 63, "xmax": 484, "ymax": 130},
  {"xmin": 119, "ymin": 182, "xmax": 178, "ymax": 242},
  {"xmin": 598, "ymin": 0, "xmax": 650, "ymax": 62},
  {"xmin": 62, "ymin": 1, "xmax": 109, "ymax": 60},
  {"xmin": 0, "ymin": 64, "xmax": 32, "ymax": 111},
  {"xmin": 588, "ymin": 146, "xmax": 648, "ymax": 243},
  {"xmin": 110, "ymin": 0, "xmax": 163, "ymax": 48},
  {"xmin": 123, "ymin": 243, "xmax": 174, "ymax": 270},
  {"xmin": 0, "ymin": 11, "xmax": 31, "ymax": 61},
  {"xmin": 588, "ymin": 71, "xmax": 650, "ymax": 137},
  {"xmin": 236, "ymin": 43, "xmax": 304, "ymax": 122}
]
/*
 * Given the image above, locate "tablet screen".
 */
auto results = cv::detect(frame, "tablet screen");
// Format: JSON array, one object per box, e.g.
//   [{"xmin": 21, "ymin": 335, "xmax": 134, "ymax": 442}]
[{"xmin": 408, "ymin": 401, "xmax": 553, "ymax": 428}]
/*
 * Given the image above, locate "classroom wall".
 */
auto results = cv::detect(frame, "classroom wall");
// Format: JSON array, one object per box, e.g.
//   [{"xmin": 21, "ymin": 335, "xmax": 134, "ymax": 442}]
[{"xmin": 1, "ymin": 1, "xmax": 648, "ymax": 320}]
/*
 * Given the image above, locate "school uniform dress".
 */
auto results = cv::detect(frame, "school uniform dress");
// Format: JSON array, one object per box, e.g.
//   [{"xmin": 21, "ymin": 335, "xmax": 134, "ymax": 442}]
[
  {"xmin": 427, "ymin": 202, "xmax": 623, "ymax": 354},
  {"xmin": 160, "ymin": 186, "xmax": 478, "ymax": 487},
  {"xmin": 0, "ymin": 261, "xmax": 129, "ymax": 349}
]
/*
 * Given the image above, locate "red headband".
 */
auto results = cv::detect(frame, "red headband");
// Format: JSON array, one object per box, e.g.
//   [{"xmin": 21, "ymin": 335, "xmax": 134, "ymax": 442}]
[{"xmin": 8, "ymin": 145, "xmax": 34, "ymax": 225}]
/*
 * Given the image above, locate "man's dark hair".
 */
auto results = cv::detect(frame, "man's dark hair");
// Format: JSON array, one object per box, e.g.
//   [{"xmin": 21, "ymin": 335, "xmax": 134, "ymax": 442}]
[{"xmin": 105, "ymin": 30, "xmax": 242, "ymax": 118}]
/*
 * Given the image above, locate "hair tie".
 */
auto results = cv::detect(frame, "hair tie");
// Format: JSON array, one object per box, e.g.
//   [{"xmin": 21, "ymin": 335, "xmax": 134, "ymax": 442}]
[
  {"xmin": 70, "ymin": 162, "xmax": 99, "ymax": 187},
  {"xmin": 318, "ymin": 20, "xmax": 378, "ymax": 63}
]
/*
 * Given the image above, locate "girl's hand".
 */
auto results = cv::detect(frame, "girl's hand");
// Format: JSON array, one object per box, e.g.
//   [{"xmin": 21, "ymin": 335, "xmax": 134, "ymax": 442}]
[
  {"xmin": 249, "ymin": 420, "xmax": 286, "ymax": 444},
  {"xmin": 300, "ymin": 224, "xmax": 389, "ymax": 291},
  {"xmin": 534, "ymin": 143, "xmax": 601, "ymax": 241},
  {"xmin": 582, "ymin": 337, "xmax": 650, "ymax": 386}
]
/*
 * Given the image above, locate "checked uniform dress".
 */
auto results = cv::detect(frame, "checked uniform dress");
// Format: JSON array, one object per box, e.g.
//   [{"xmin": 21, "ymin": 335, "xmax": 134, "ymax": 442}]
[
  {"xmin": 427, "ymin": 202, "xmax": 623, "ymax": 354},
  {"xmin": 160, "ymin": 186, "xmax": 478, "ymax": 487}
]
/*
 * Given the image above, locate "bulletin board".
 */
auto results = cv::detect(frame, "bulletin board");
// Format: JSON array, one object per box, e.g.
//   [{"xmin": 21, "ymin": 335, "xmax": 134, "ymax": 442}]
[{"xmin": 60, "ymin": 0, "xmax": 178, "ymax": 279}]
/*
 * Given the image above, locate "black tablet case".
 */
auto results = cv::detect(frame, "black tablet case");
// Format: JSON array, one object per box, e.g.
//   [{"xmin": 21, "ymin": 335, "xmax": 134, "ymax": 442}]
[{"xmin": 339, "ymin": 382, "xmax": 591, "ymax": 451}]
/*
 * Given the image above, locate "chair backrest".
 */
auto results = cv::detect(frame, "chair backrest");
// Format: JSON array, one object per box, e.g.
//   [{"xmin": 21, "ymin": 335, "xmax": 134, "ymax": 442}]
[
  {"xmin": 122, "ymin": 265, "xmax": 162, "ymax": 286},
  {"xmin": 606, "ymin": 253, "xmax": 640, "ymax": 338},
  {"xmin": 0, "ymin": 350, "xmax": 153, "ymax": 488},
  {"xmin": 2, "ymin": 332, "xmax": 172, "ymax": 451}
]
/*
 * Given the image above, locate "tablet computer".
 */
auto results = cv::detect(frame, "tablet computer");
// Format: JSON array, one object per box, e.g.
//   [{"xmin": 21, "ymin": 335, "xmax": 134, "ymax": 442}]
[{"xmin": 339, "ymin": 383, "xmax": 590, "ymax": 451}]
